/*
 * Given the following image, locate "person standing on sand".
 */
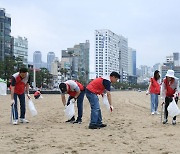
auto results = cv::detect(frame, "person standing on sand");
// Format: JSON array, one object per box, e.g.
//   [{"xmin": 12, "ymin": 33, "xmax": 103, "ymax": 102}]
[
  {"xmin": 161, "ymin": 70, "xmax": 179, "ymax": 125},
  {"xmin": 86, "ymin": 72, "xmax": 120, "ymax": 129},
  {"xmin": 10, "ymin": 68, "xmax": 31, "ymax": 125},
  {"xmin": 146, "ymin": 70, "xmax": 161, "ymax": 115}
]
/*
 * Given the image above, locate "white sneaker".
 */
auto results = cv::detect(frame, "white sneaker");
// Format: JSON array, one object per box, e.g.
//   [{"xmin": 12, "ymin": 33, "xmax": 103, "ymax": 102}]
[
  {"xmin": 172, "ymin": 120, "xmax": 176, "ymax": 125},
  {"xmin": 19, "ymin": 118, "xmax": 29, "ymax": 123},
  {"xmin": 12, "ymin": 120, "xmax": 18, "ymax": 125},
  {"xmin": 155, "ymin": 111, "xmax": 160, "ymax": 115},
  {"xmin": 151, "ymin": 112, "xmax": 155, "ymax": 115}
]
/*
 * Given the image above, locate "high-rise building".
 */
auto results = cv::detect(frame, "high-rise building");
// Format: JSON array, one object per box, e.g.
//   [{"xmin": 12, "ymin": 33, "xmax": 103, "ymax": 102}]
[
  {"xmin": 166, "ymin": 55, "xmax": 173, "ymax": 63},
  {"xmin": 33, "ymin": 51, "xmax": 42, "ymax": 69},
  {"xmin": 47, "ymin": 52, "xmax": 55, "ymax": 72},
  {"xmin": 11, "ymin": 36, "xmax": 28, "ymax": 66},
  {"xmin": 61, "ymin": 40, "xmax": 90, "ymax": 82},
  {"xmin": 128, "ymin": 48, "xmax": 136, "ymax": 76},
  {"xmin": 95, "ymin": 29, "xmax": 128, "ymax": 80},
  {"xmin": 153, "ymin": 63, "xmax": 161, "ymax": 72},
  {"xmin": 0, "ymin": 8, "xmax": 11, "ymax": 61},
  {"xmin": 173, "ymin": 52, "xmax": 180, "ymax": 66},
  {"xmin": 132, "ymin": 50, "xmax": 136, "ymax": 76},
  {"xmin": 161, "ymin": 52, "xmax": 180, "ymax": 80}
]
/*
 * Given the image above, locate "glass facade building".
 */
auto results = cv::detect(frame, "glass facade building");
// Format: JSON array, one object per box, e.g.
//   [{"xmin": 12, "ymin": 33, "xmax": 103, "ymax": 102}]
[
  {"xmin": 0, "ymin": 8, "xmax": 11, "ymax": 61},
  {"xmin": 47, "ymin": 52, "xmax": 55, "ymax": 72},
  {"xmin": 33, "ymin": 51, "xmax": 42, "ymax": 69},
  {"xmin": 11, "ymin": 36, "xmax": 28, "ymax": 66}
]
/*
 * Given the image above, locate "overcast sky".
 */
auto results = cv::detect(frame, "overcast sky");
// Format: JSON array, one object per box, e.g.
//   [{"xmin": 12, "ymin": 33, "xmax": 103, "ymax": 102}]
[{"xmin": 1, "ymin": 0, "xmax": 180, "ymax": 71}]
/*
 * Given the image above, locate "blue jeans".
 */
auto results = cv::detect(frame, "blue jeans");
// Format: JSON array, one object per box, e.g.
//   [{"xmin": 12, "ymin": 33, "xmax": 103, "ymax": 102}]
[
  {"xmin": 150, "ymin": 93, "xmax": 159, "ymax": 112},
  {"xmin": 13, "ymin": 93, "xmax": 26, "ymax": 120},
  {"xmin": 67, "ymin": 90, "xmax": 85, "ymax": 121},
  {"xmin": 86, "ymin": 89, "xmax": 102, "ymax": 126}
]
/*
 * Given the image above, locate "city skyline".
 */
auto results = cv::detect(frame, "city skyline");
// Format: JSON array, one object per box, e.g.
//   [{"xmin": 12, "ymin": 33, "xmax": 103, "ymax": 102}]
[{"xmin": 1, "ymin": 0, "xmax": 180, "ymax": 68}]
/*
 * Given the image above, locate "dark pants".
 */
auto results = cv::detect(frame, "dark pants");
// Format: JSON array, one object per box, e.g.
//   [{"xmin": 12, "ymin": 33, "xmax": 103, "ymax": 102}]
[
  {"xmin": 85, "ymin": 89, "xmax": 102, "ymax": 126},
  {"xmin": 67, "ymin": 90, "xmax": 85, "ymax": 121},
  {"xmin": 13, "ymin": 93, "xmax": 26, "ymax": 120},
  {"xmin": 164, "ymin": 96, "xmax": 178, "ymax": 120}
]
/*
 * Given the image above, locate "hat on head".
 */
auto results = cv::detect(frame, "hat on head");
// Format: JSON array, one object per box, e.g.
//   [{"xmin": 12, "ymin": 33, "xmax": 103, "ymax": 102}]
[
  {"xmin": 59, "ymin": 83, "xmax": 67, "ymax": 93},
  {"xmin": 165, "ymin": 70, "xmax": 175, "ymax": 78}
]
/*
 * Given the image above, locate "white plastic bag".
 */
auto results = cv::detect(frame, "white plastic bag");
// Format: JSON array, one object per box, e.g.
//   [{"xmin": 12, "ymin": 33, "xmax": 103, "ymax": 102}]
[
  {"xmin": 28, "ymin": 99, "xmax": 38, "ymax": 116},
  {"xmin": 64, "ymin": 99, "xmax": 75, "ymax": 120},
  {"xmin": 167, "ymin": 98, "xmax": 180, "ymax": 117},
  {"xmin": 102, "ymin": 93, "xmax": 110, "ymax": 111}
]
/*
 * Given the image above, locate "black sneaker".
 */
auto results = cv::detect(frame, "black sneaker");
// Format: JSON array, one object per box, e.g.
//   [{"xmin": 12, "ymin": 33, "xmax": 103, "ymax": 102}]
[
  {"xmin": 88, "ymin": 125, "xmax": 100, "ymax": 129},
  {"xmin": 98, "ymin": 124, "xmax": 107, "ymax": 128},
  {"xmin": 73, "ymin": 120, "xmax": 82, "ymax": 124},
  {"xmin": 65, "ymin": 116, "xmax": 75, "ymax": 123},
  {"xmin": 163, "ymin": 119, "xmax": 168, "ymax": 124}
]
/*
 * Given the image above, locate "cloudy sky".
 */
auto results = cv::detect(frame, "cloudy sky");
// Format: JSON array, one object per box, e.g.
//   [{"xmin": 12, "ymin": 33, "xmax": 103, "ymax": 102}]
[{"xmin": 1, "ymin": 0, "xmax": 180, "ymax": 71}]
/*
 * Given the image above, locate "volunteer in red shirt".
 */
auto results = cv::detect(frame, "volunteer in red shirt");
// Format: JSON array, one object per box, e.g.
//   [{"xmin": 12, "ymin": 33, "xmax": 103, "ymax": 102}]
[
  {"xmin": 59, "ymin": 80, "xmax": 85, "ymax": 124},
  {"xmin": 146, "ymin": 70, "xmax": 161, "ymax": 115},
  {"xmin": 161, "ymin": 70, "xmax": 179, "ymax": 125},
  {"xmin": 34, "ymin": 90, "xmax": 41, "ymax": 99},
  {"xmin": 86, "ymin": 72, "xmax": 120, "ymax": 129},
  {"xmin": 10, "ymin": 68, "xmax": 31, "ymax": 125}
]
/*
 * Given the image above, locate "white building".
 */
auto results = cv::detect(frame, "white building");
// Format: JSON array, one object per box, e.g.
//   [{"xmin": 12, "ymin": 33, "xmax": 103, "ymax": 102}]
[
  {"xmin": 166, "ymin": 55, "xmax": 173, "ymax": 63},
  {"xmin": 51, "ymin": 57, "xmax": 61, "ymax": 88},
  {"xmin": 95, "ymin": 29, "xmax": 128, "ymax": 80},
  {"xmin": 12, "ymin": 36, "xmax": 28, "ymax": 66}
]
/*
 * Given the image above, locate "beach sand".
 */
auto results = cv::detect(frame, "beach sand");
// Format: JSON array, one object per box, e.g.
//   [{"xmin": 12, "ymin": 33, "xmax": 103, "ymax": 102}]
[{"xmin": 0, "ymin": 91, "xmax": 180, "ymax": 154}]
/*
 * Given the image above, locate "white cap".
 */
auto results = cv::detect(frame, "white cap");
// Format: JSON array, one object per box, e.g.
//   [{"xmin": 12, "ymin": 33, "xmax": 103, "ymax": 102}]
[{"xmin": 165, "ymin": 70, "xmax": 175, "ymax": 78}]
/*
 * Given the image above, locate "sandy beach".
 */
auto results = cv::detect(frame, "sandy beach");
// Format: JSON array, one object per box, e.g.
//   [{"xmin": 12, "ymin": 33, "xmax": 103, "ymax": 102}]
[{"xmin": 0, "ymin": 91, "xmax": 180, "ymax": 154}]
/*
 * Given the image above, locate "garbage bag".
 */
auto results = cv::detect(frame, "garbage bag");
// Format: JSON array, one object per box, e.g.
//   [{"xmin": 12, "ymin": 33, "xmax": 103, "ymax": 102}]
[
  {"xmin": 28, "ymin": 99, "xmax": 38, "ymax": 116},
  {"xmin": 102, "ymin": 93, "xmax": 110, "ymax": 111},
  {"xmin": 167, "ymin": 98, "xmax": 180, "ymax": 117},
  {"xmin": 64, "ymin": 99, "xmax": 75, "ymax": 120}
]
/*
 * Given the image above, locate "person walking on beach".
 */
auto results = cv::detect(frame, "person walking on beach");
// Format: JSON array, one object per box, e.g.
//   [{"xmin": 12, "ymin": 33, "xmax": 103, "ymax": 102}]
[
  {"xmin": 146, "ymin": 70, "xmax": 161, "ymax": 115},
  {"xmin": 59, "ymin": 80, "xmax": 85, "ymax": 124},
  {"xmin": 161, "ymin": 70, "xmax": 179, "ymax": 125},
  {"xmin": 10, "ymin": 68, "xmax": 31, "ymax": 125},
  {"xmin": 86, "ymin": 72, "xmax": 120, "ymax": 129}
]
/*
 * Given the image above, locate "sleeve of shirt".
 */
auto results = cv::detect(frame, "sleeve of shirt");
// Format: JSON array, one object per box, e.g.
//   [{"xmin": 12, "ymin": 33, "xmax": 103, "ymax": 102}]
[
  {"xmin": 176, "ymin": 80, "xmax": 179, "ymax": 93},
  {"xmin": 160, "ymin": 81, "xmax": 166, "ymax": 101},
  {"xmin": 11, "ymin": 76, "xmax": 16, "ymax": 86},
  {"xmin": 103, "ymin": 79, "xmax": 111, "ymax": 91},
  {"xmin": 74, "ymin": 85, "xmax": 80, "ymax": 92},
  {"xmin": 68, "ymin": 81, "xmax": 80, "ymax": 92}
]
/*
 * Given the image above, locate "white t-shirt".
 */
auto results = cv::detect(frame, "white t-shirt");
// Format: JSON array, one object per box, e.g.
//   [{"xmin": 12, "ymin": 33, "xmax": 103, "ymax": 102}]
[{"xmin": 65, "ymin": 80, "xmax": 80, "ymax": 92}]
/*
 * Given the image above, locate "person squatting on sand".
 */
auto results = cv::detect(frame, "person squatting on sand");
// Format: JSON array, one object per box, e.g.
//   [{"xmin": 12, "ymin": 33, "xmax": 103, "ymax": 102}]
[
  {"xmin": 10, "ymin": 68, "xmax": 31, "ymax": 125},
  {"xmin": 161, "ymin": 70, "xmax": 179, "ymax": 125},
  {"xmin": 34, "ymin": 89, "xmax": 41, "ymax": 99},
  {"xmin": 146, "ymin": 70, "xmax": 161, "ymax": 115},
  {"xmin": 59, "ymin": 80, "xmax": 85, "ymax": 124},
  {"xmin": 86, "ymin": 72, "xmax": 120, "ymax": 129}
]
